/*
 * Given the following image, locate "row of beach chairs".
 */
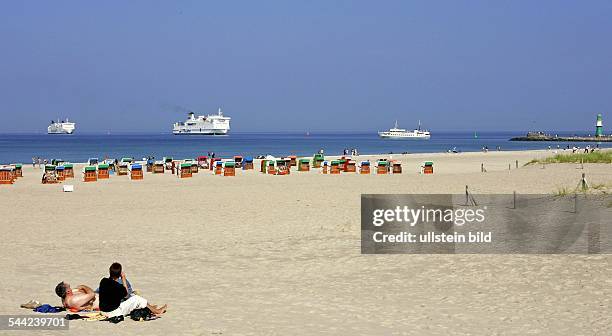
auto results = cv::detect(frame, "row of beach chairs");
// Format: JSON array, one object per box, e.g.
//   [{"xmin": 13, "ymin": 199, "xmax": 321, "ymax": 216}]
[
  {"xmin": 145, "ymin": 155, "xmax": 434, "ymax": 177},
  {"xmin": 17, "ymin": 154, "xmax": 435, "ymax": 185},
  {"xmin": 260, "ymin": 158, "xmax": 394, "ymax": 175},
  {"xmin": 41, "ymin": 164, "xmax": 75, "ymax": 184},
  {"xmin": 256, "ymin": 155, "xmax": 434, "ymax": 175},
  {"xmin": 145, "ymin": 156, "xmax": 254, "ymax": 178},
  {"xmin": 36, "ymin": 158, "xmax": 142, "ymax": 184},
  {"xmin": 81, "ymin": 162, "xmax": 143, "ymax": 182}
]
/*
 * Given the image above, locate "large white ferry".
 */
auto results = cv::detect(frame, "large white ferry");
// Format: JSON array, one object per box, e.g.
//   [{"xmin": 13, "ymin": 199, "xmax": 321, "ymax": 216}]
[
  {"xmin": 47, "ymin": 119, "xmax": 76, "ymax": 134},
  {"xmin": 173, "ymin": 108, "xmax": 231, "ymax": 135},
  {"xmin": 378, "ymin": 120, "xmax": 430, "ymax": 139}
]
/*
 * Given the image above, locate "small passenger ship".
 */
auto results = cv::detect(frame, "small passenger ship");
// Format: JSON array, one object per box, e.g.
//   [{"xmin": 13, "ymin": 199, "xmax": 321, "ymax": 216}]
[{"xmin": 378, "ymin": 120, "xmax": 430, "ymax": 139}]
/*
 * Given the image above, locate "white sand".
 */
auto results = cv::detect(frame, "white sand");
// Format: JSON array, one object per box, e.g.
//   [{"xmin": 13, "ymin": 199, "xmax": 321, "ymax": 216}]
[{"xmin": 0, "ymin": 149, "xmax": 610, "ymax": 335}]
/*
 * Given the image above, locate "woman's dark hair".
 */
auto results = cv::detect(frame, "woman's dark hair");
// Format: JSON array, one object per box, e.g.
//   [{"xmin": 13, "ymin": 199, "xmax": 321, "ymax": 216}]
[{"xmin": 109, "ymin": 262, "xmax": 122, "ymax": 279}]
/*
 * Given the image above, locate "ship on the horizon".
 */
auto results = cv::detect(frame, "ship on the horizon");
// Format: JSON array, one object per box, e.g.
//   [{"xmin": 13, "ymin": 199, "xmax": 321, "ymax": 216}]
[
  {"xmin": 173, "ymin": 108, "xmax": 231, "ymax": 135},
  {"xmin": 47, "ymin": 119, "xmax": 76, "ymax": 134},
  {"xmin": 378, "ymin": 120, "xmax": 430, "ymax": 139}
]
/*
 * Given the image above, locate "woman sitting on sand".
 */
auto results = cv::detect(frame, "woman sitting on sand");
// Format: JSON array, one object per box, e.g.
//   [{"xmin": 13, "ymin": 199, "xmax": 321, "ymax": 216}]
[{"xmin": 99, "ymin": 262, "xmax": 167, "ymax": 317}]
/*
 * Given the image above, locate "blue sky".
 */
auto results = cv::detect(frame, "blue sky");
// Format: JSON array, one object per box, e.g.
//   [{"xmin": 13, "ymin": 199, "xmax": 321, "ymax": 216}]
[{"xmin": 0, "ymin": 1, "xmax": 610, "ymax": 132}]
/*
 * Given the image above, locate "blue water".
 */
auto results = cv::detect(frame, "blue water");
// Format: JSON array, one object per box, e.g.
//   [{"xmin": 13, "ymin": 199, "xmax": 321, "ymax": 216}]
[{"xmin": 1, "ymin": 132, "xmax": 609, "ymax": 164}]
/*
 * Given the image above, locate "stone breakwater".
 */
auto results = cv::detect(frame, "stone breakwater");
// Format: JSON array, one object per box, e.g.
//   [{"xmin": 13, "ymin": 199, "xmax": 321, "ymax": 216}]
[{"xmin": 510, "ymin": 132, "xmax": 612, "ymax": 142}]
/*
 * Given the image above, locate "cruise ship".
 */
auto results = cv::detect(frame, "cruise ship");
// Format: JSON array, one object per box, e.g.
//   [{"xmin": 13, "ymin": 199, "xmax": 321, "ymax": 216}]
[
  {"xmin": 173, "ymin": 108, "xmax": 231, "ymax": 135},
  {"xmin": 378, "ymin": 120, "xmax": 430, "ymax": 139},
  {"xmin": 47, "ymin": 119, "xmax": 76, "ymax": 134}
]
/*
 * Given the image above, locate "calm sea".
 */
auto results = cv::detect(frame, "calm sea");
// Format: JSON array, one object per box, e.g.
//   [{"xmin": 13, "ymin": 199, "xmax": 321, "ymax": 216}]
[{"xmin": 0, "ymin": 131, "xmax": 609, "ymax": 163}]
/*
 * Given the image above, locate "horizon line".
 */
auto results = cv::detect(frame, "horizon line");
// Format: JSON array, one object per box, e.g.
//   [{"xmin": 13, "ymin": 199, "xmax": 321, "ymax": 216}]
[{"xmin": 0, "ymin": 129, "xmax": 601, "ymax": 135}]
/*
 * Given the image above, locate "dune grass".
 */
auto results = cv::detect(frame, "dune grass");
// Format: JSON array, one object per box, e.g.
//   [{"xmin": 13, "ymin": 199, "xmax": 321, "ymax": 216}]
[
  {"xmin": 527, "ymin": 150, "xmax": 612, "ymax": 165},
  {"xmin": 553, "ymin": 186, "xmax": 571, "ymax": 196},
  {"xmin": 553, "ymin": 182, "xmax": 610, "ymax": 196}
]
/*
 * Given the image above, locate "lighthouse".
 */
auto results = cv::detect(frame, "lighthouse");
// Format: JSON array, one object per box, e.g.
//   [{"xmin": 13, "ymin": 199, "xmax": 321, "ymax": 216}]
[{"xmin": 595, "ymin": 114, "xmax": 603, "ymax": 137}]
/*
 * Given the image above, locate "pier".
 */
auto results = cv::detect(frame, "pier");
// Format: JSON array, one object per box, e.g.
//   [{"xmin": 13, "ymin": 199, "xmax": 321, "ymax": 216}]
[
  {"xmin": 510, "ymin": 132, "xmax": 612, "ymax": 142},
  {"xmin": 511, "ymin": 114, "xmax": 611, "ymax": 142}
]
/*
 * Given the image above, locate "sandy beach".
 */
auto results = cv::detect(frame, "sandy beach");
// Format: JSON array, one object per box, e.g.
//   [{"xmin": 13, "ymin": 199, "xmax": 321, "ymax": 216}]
[{"xmin": 0, "ymin": 149, "xmax": 610, "ymax": 335}]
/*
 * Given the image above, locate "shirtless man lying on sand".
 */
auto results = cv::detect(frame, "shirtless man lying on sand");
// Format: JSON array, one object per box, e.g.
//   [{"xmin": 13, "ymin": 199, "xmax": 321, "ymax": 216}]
[{"xmin": 54, "ymin": 282, "xmax": 98, "ymax": 311}]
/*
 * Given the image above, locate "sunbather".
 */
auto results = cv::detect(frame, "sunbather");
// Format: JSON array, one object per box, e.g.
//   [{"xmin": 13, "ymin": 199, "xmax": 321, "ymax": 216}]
[
  {"xmin": 55, "ymin": 282, "xmax": 98, "ymax": 311},
  {"xmin": 99, "ymin": 262, "xmax": 166, "ymax": 317}
]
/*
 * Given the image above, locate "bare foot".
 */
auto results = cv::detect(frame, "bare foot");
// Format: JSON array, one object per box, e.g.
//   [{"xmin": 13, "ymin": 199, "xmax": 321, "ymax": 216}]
[
  {"xmin": 150, "ymin": 304, "xmax": 167, "ymax": 315},
  {"xmin": 157, "ymin": 304, "xmax": 167, "ymax": 314}
]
